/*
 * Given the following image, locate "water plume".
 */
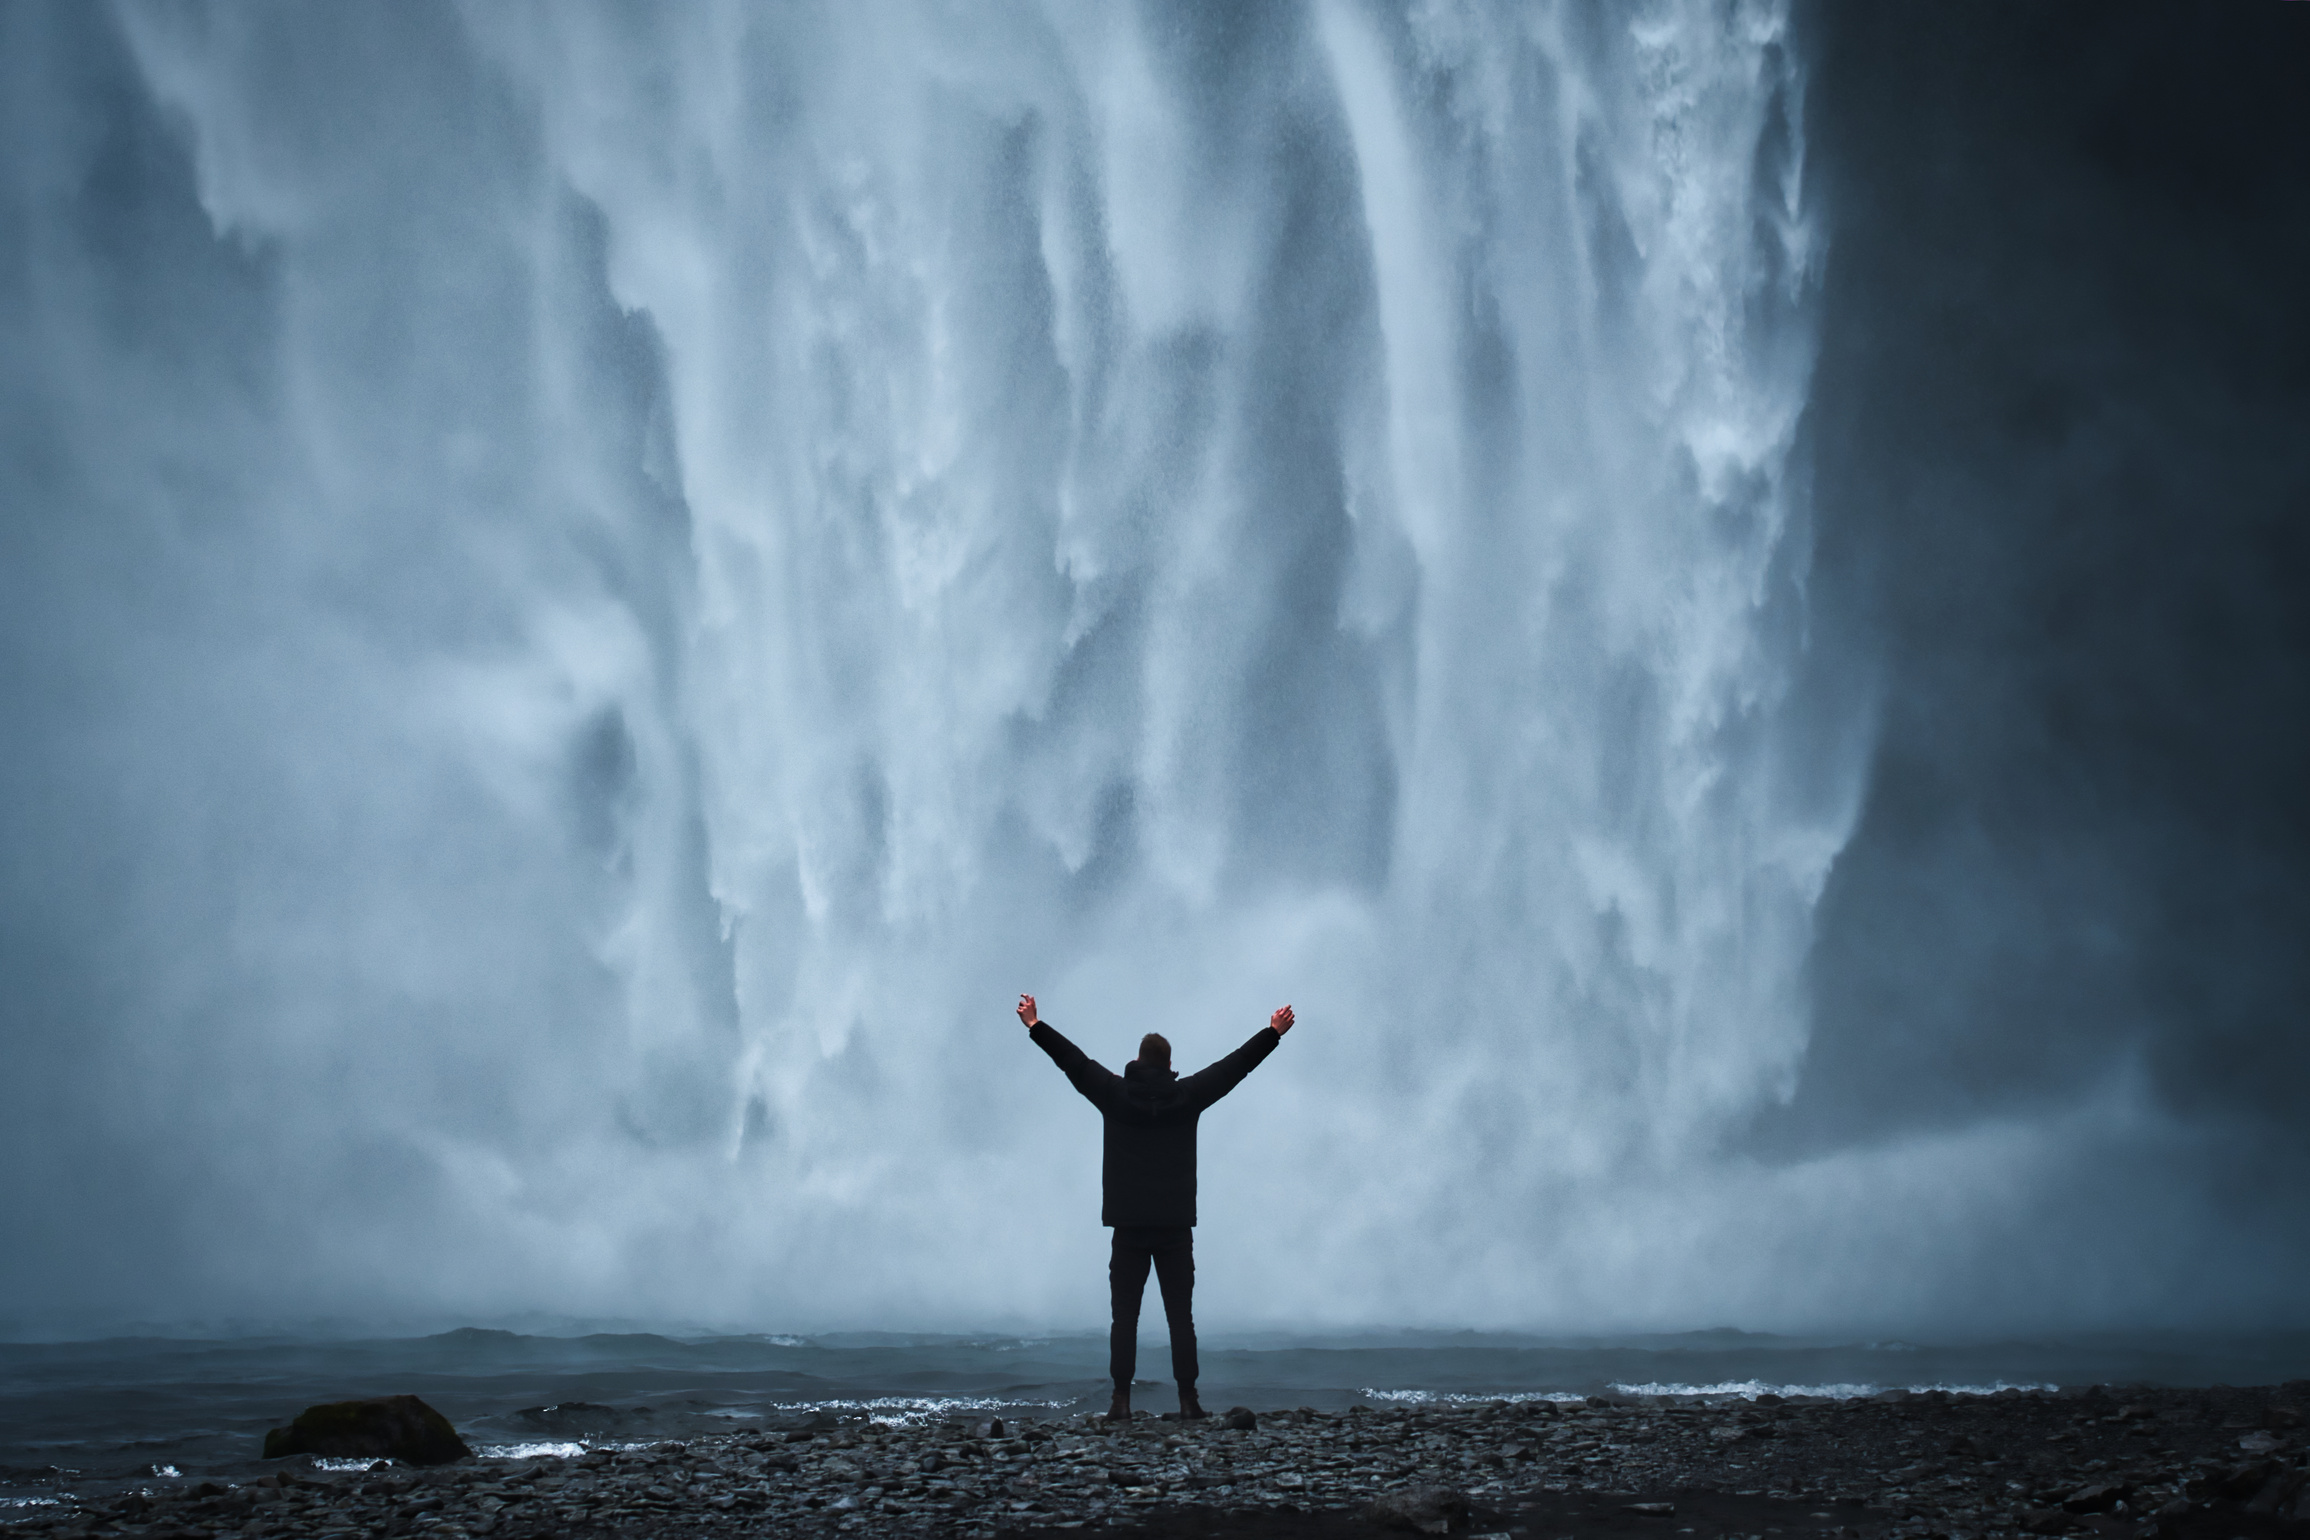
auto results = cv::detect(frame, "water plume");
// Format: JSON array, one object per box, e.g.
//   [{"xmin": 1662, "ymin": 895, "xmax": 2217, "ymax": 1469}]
[{"xmin": 21, "ymin": 1, "xmax": 2271, "ymax": 1338}]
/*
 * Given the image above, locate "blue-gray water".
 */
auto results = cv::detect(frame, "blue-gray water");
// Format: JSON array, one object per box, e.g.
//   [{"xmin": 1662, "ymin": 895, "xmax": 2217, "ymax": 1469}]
[{"xmin": 7, "ymin": 1329, "xmax": 2309, "ymax": 1494}]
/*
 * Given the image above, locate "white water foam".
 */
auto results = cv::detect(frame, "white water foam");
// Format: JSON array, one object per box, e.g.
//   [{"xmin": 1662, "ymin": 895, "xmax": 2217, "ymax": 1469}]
[
  {"xmin": 471, "ymin": 1442, "xmax": 593, "ymax": 1462},
  {"xmin": 1361, "ymin": 1390, "xmax": 1590, "ymax": 1406},
  {"xmin": 772, "ymin": 1396, "xmax": 1081, "ymax": 1428},
  {"xmin": 1363, "ymin": 1380, "xmax": 2064, "ymax": 1404},
  {"xmin": 1610, "ymin": 1380, "xmax": 2060, "ymax": 1400}
]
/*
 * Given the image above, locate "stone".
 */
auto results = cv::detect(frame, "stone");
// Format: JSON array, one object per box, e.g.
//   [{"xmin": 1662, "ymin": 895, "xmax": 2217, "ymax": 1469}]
[
  {"xmin": 262, "ymin": 1395, "xmax": 472, "ymax": 1466},
  {"xmin": 1222, "ymin": 1407, "xmax": 1258, "ymax": 1431},
  {"xmin": 2063, "ymin": 1481, "xmax": 2131, "ymax": 1512},
  {"xmin": 1622, "ymin": 1501, "xmax": 1677, "ymax": 1515},
  {"xmin": 20, "ymin": 1377, "xmax": 2305, "ymax": 1540},
  {"xmin": 2246, "ymin": 1469, "xmax": 2307, "ymax": 1514},
  {"xmin": 1369, "ymin": 1485, "xmax": 1470, "ymax": 1534}
]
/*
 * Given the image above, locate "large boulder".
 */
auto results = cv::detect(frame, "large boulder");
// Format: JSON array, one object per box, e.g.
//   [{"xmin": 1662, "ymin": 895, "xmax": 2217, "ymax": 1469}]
[{"xmin": 262, "ymin": 1395, "xmax": 471, "ymax": 1465}]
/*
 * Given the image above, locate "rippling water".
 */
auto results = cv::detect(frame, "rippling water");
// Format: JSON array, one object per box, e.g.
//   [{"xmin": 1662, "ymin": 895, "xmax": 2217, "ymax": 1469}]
[{"xmin": 6, "ymin": 1327, "xmax": 2307, "ymax": 1490}]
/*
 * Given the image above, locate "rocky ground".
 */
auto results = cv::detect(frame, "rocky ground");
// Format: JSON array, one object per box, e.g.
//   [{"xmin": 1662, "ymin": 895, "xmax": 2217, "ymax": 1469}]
[{"xmin": 5, "ymin": 1384, "xmax": 2307, "ymax": 1540}]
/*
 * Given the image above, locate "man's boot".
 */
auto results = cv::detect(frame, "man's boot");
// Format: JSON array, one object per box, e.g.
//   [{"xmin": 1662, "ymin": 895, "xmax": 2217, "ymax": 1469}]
[
  {"xmin": 1106, "ymin": 1387, "xmax": 1131, "ymax": 1423},
  {"xmin": 1177, "ymin": 1384, "xmax": 1207, "ymax": 1420}
]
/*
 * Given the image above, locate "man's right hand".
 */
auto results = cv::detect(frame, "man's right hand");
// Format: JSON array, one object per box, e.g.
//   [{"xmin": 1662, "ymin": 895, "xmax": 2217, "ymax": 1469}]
[
  {"xmin": 1018, "ymin": 994, "xmax": 1040, "ymax": 1029},
  {"xmin": 1271, "ymin": 1005, "xmax": 1294, "ymax": 1036}
]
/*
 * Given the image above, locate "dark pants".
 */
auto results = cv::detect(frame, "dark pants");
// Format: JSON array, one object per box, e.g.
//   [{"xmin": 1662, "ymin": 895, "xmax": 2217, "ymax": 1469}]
[{"xmin": 1109, "ymin": 1225, "xmax": 1195, "ymax": 1392}]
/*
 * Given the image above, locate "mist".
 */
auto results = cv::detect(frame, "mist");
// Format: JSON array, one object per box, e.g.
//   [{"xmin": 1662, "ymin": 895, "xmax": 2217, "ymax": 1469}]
[{"xmin": 1, "ymin": 1, "xmax": 2303, "ymax": 1341}]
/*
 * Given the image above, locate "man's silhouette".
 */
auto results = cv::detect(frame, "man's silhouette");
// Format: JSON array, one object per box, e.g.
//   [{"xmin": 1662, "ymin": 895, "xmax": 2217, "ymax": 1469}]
[{"xmin": 1018, "ymin": 992, "xmax": 1294, "ymax": 1421}]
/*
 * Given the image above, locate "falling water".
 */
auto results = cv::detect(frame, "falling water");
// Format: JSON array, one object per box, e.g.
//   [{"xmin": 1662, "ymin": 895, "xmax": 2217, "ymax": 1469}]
[{"xmin": 3, "ymin": 0, "xmax": 1891, "ymax": 1332}]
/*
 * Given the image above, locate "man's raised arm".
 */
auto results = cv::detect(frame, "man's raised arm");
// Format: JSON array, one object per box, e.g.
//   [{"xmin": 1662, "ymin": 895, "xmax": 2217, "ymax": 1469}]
[
  {"xmin": 1181, "ymin": 1005, "xmax": 1294, "ymax": 1112},
  {"xmin": 1019, "ymin": 993, "xmax": 1120, "ymax": 1111}
]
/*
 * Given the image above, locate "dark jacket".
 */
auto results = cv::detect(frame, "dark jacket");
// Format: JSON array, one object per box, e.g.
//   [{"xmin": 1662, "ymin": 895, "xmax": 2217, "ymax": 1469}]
[{"xmin": 1030, "ymin": 1021, "xmax": 1279, "ymax": 1228}]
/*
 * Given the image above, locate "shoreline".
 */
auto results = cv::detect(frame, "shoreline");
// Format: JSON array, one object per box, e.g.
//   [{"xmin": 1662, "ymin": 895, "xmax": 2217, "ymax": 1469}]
[{"xmin": 5, "ymin": 1383, "xmax": 2306, "ymax": 1540}]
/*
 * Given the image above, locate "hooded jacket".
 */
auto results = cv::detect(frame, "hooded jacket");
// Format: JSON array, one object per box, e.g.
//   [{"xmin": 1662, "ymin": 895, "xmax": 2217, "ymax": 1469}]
[{"xmin": 1030, "ymin": 1020, "xmax": 1280, "ymax": 1228}]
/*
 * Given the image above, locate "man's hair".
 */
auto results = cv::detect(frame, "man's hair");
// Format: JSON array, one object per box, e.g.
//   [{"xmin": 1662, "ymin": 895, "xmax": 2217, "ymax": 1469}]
[{"xmin": 1137, "ymin": 1033, "xmax": 1171, "ymax": 1071}]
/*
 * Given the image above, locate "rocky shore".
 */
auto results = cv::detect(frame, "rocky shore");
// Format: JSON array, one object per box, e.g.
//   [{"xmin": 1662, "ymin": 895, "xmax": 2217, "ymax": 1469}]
[{"xmin": 6, "ymin": 1384, "xmax": 2306, "ymax": 1540}]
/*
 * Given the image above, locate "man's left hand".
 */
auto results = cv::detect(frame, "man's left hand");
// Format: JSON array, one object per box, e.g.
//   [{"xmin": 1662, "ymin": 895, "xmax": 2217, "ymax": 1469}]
[
  {"xmin": 1018, "ymin": 994, "xmax": 1040, "ymax": 1029},
  {"xmin": 1271, "ymin": 1005, "xmax": 1294, "ymax": 1036}
]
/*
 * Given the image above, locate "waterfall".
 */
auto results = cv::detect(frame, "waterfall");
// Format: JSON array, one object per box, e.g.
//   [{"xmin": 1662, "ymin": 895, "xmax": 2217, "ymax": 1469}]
[{"xmin": 6, "ymin": 0, "xmax": 1868, "ymax": 1330}]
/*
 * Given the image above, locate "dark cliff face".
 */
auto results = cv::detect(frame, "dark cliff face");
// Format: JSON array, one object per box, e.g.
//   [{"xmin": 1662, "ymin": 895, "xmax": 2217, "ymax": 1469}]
[{"xmin": 1767, "ymin": 3, "xmax": 2310, "ymax": 1179}]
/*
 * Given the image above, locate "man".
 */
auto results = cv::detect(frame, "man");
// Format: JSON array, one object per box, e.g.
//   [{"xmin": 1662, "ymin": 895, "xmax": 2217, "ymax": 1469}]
[{"xmin": 1018, "ymin": 992, "xmax": 1295, "ymax": 1422}]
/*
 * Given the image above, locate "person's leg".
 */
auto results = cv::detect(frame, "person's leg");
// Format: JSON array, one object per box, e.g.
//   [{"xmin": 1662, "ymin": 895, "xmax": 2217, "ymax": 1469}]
[
  {"xmin": 1150, "ymin": 1228, "xmax": 1200, "ymax": 1416},
  {"xmin": 1108, "ymin": 1229, "xmax": 1155, "ymax": 1418}
]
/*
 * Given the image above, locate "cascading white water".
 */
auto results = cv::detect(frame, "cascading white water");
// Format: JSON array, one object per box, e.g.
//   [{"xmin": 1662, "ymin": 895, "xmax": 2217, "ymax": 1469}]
[{"xmin": 48, "ymin": 0, "xmax": 1883, "ymax": 1330}]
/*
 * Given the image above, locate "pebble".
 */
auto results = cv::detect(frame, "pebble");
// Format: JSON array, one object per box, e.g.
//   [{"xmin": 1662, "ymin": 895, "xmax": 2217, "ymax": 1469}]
[{"xmin": 3, "ymin": 1384, "xmax": 2305, "ymax": 1540}]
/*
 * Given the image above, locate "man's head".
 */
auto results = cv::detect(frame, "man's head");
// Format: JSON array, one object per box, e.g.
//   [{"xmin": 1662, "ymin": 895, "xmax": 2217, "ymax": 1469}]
[{"xmin": 1136, "ymin": 1033, "xmax": 1171, "ymax": 1073}]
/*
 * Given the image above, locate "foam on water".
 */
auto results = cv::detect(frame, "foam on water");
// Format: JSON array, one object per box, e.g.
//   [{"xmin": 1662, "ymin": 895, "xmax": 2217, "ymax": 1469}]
[
  {"xmin": 777, "ymin": 1396, "xmax": 1082, "ymax": 1427},
  {"xmin": 1609, "ymin": 1381, "xmax": 2062, "ymax": 1401},
  {"xmin": 471, "ymin": 1443, "xmax": 593, "ymax": 1462},
  {"xmin": 1362, "ymin": 1390, "xmax": 1590, "ymax": 1406}
]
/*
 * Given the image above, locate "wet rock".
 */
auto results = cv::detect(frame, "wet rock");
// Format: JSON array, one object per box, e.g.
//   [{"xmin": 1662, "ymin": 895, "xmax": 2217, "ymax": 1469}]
[
  {"xmin": 261, "ymin": 1394, "xmax": 472, "ymax": 1466},
  {"xmin": 2063, "ymin": 1479, "xmax": 2131, "ymax": 1512},
  {"xmin": 22, "ymin": 1379, "xmax": 2310, "ymax": 1540},
  {"xmin": 2247, "ymin": 1467, "xmax": 2308, "ymax": 1514},
  {"xmin": 1369, "ymin": 1485, "xmax": 1470, "ymax": 1533},
  {"xmin": 1223, "ymin": 1406, "xmax": 1258, "ymax": 1431}
]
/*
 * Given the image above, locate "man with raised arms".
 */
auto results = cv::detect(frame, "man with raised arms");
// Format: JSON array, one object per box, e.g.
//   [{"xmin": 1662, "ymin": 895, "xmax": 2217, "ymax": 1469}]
[{"xmin": 1018, "ymin": 992, "xmax": 1295, "ymax": 1422}]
